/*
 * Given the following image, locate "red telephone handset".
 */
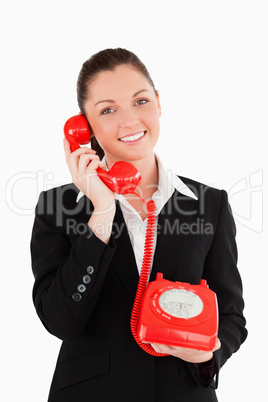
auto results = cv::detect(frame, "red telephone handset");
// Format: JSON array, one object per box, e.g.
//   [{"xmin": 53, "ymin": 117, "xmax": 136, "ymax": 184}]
[{"xmin": 64, "ymin": 114, "xmax": 141, "ymax": 195}]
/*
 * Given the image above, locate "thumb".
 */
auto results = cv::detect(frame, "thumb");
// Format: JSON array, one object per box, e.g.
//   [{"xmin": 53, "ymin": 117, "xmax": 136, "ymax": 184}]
[{"xmin": 213, "ymin": 338, "xmax": 221, "ymax": 352}]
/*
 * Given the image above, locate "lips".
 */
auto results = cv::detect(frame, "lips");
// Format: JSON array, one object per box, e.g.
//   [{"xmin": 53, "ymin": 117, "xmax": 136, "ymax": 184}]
[{"xmin": 118, "ymin": 131, "xmax": 146, "ymax": 142}]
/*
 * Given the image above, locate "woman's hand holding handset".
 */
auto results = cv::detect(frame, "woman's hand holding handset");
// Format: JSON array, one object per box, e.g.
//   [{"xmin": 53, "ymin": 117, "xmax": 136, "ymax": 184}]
[{"xmin": 63, "ymin": 139, "xmax": 116, "ymax": 244}]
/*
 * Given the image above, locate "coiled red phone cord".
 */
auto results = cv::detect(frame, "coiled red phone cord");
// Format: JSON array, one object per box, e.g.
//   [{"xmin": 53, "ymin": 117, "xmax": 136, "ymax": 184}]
[{"xmin": 130, "ymin": 197, "xmax": 168, "ymax": 357}]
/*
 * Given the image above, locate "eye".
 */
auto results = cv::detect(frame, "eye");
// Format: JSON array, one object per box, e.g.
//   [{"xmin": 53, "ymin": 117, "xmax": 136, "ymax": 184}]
[
  {"xmin": 100, "ymin": 107, "xmax": 115, "ymax": 115},
  {"xmin": 135, "ymin": 98, "xmax": 149, "ymax": 106}
]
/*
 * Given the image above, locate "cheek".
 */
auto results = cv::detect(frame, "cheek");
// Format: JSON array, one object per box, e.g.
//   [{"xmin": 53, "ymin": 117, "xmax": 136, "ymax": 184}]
[
  {"xmin": 91, "ymin": 119, "xmax": 116, "ymax": 141},
  {"xmin": 92, "ymin": 121, "xmax": 119, "ymax": 152},
  {"xmin": 147, "ymin": 109, "xmax": 161, "ymax": 132}
]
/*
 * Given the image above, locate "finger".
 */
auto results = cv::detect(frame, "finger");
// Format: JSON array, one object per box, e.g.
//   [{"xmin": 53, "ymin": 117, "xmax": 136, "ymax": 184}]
[
  {"xmin": 150, "ymin": 343, "xmax": 160, "ymax": 353},
  {"xmin": 70, "ymin": 146, "xmax": 96, "ymax": 157},
  {"xmin": 212, "ymin": 338, "xmax": 221, "ymax": 352},
  {"xmin": 65, "ymin": 143, "xmax": 96, "ymax": 161},
  {"xmin": 95, "ymin": 161, "xmax": 106, "ymax": 170},
  {"xmin": 85, "ymin": 157, "xmax": 107, "ymax": 173},
  {"xmin": 63, "ymin": 138, "xmax": 71, "ymax": 157},
  {"xmin": 77, "ymin": 153, "xmax": 100, "ymax": 173},
  {"xmin": 151, "ymin": 343, "xmax": 170, "ymax": 354},
  {"xmin": 213, "ymin": 339, "xmax": 221, "ymax": 352},
  {"xmin": 78, "ymin": 155, "xmax": 106, "ymax": 175},
  {"xmin": 167, "ymin": 345, "xmax": 185, "ymax": 352},
  {"xmin": 68, "ymin": 147, "xmax": 97, "ymax": 175}
]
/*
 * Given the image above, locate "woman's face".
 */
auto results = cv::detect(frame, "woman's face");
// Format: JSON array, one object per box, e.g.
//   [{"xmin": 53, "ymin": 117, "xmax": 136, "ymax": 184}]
[{"xmin": 84, "ymin": 64, "xmax": 161, "ymax": 167}]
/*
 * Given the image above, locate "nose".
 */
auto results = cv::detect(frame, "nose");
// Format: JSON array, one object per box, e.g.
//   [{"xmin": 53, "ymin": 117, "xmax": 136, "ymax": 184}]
[{"xmin": 119, "ymin": 107, "xmax": 140, "ymax": 128}]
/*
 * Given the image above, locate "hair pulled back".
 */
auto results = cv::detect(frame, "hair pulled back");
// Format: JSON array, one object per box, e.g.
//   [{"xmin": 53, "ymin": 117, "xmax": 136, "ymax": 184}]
[{"xmin": 77, "ymin": 48, "xmax": 157, "ymax": 159}]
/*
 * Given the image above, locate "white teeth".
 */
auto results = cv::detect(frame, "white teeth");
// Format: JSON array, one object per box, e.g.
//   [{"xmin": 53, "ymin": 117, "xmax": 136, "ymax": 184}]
[{"xmin": 119, "ymin": 131, "xmax": 146, "ymax": 142}]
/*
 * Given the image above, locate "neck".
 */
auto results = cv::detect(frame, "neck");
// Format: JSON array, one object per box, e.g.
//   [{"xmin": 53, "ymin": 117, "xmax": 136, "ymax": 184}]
[{"xmin": 134, "ymin": 154, "xmax": 159, "ymax": 197}]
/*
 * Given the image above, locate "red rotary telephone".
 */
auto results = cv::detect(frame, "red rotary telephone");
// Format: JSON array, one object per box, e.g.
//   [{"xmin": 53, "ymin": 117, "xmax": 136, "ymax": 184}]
[
  {"xmin": 64, "ymin": 114, "xmax": 219, "ymax": 356},
  {"xmin": 137, "ymin": 273, "xmax": 218, "ymax": 351}
]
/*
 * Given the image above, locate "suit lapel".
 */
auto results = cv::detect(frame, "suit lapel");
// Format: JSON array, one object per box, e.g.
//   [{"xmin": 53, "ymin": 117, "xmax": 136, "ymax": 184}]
[{"xmin": 111, "ymin": 201, "xmax": 140, "ymax": 300}]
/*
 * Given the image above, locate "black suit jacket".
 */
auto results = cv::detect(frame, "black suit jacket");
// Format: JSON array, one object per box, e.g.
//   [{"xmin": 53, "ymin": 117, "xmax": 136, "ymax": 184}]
[{"xmin": 30, "ymin": 176, "xmax": 247, "ymax": 402}]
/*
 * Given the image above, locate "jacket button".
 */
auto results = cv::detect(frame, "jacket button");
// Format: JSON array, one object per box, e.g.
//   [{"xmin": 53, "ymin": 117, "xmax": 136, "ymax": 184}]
[
  {"xmin": 83, "ymin": 275, "xmax": 91, "ymax": 284},
  {"xmin": 72, "ymin": 293, "xmax": 82, "ymax": 302},
  {"xmin": 77, "ymin": 284, "xmax": 86, "ymax": 293},
  {"xmin": 86, "ymin": 265, "xmax": 94, "ymax": 275}
]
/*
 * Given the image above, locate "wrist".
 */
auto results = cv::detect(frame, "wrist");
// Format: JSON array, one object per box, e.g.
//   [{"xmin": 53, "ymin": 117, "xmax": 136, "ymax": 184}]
[
  {"xmin": 87, "ymin": 204, "xmax": 116, "ymax": 245},
  {"xmin": 93, "ymin": 203, "xmax": 116, "ymax": 217}
]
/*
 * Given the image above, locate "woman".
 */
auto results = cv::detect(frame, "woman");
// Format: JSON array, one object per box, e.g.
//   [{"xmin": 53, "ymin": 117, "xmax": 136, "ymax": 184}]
[{"xmin": 30, "ymin": 48, "xmax": 247, "ymax": 402}]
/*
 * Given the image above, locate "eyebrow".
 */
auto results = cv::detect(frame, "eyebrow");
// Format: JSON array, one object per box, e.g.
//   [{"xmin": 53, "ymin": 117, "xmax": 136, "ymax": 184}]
[{"xmin": 94, "ymin": 89, "xmax": 149, "ymax": 107}]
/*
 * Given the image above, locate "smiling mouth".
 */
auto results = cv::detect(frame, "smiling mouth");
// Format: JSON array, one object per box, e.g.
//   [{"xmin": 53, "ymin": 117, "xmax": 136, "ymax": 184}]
[{"xmin": 118, "ymin": 131, "xmax": 146, "ymax": 142}]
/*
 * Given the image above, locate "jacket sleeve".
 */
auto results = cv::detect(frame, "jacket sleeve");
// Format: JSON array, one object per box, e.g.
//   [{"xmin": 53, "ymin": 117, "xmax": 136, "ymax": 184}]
[
  {"xmin": 30, "ymin": 189, "xmax": 116, "ymax": 341},
  {"xmin": 188, "ymin": 189, "xmax": 248, "ymax": 388}
]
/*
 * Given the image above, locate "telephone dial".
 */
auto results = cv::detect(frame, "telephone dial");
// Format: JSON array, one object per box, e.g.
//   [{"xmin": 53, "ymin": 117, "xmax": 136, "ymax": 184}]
[{"xmin": 64, "ymin": 114, "xmax": 219, "ymax": 356}]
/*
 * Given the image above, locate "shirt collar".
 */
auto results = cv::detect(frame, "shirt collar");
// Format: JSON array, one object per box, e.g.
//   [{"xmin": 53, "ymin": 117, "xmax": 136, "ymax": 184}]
[{"xmin": 76, "ymin": 153, "xmax": 198, "ymax": 204}]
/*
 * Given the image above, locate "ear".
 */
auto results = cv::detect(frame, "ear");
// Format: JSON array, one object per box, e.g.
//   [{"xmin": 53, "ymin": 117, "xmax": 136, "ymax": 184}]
[
  {"xmin": 156, "ymin": 90, "xmax": 162, "ymax": 117},
  {"xmin": 84, "ymin": 114, "xmax": 95, "ymax": 138}
]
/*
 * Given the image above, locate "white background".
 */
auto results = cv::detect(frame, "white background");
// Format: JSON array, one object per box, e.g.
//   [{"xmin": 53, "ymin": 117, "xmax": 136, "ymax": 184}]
[{"xmin": 2, "ymin": 1, "xmax": 267, "ymax": 400}]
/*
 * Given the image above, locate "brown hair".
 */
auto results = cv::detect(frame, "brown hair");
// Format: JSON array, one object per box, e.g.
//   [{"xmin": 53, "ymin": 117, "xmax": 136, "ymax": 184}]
[{"xmin": 77, "ymin": 48, "xmax": 157, "ymax": 159}]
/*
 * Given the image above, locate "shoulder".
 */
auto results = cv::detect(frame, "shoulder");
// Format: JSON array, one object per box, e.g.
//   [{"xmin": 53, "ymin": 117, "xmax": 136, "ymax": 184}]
[
  {"xmin": 34, "ymin": 183, "xmax": 94, "ymax": 229},
  {"xmin": 42, "ymin": 182, "xmax": 79, "ymax": 202},
  {"xmin": 178, "ymin": 175, "xmax": 224, "ymax": 201},
  {"xmin": 35, "ymin": 183, "xmax": 84, "ymax": 215},
  {"xmin": 176, "ymin": 175, "xmax": 230, "ymax": 223}
]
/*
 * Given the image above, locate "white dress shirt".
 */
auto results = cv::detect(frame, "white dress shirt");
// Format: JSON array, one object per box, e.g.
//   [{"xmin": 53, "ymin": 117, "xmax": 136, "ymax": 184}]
[{"xmin": 76, "ymin": 154, "xmax": 198, "ymax": 275}]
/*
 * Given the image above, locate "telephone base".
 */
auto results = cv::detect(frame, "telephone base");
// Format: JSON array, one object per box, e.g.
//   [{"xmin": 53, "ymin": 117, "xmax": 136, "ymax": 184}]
[{"xmin": 137, "ymin": 273, "xmax": 218, "ymax": 351}]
